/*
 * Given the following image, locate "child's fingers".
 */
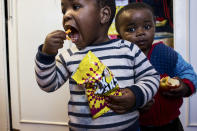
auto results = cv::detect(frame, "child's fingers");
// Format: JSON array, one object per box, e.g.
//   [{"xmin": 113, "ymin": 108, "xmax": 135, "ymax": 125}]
[
  {"xmin": 107, "ymin": 101, "xmax": 131, "ymax": 114},
  {"xmin": 51, "ymin": 38, "xmax": 64, "ymax": 44},
  {"xmin": 106, "ymin": 96, "xmax": 125, "ymax": 107},
  {"xmin": 162, "ymin": 90, "xmax": 182, "ymax": 98},
  {"xmin": 107, "ymin": 103, "xmax": 127, "ymax": 114},
  {"xmin": 169, "ymin": 87, "xmax": 182, "ymax": 92},
  {"xmin": 50, "ymin": 30, "xmax": 66, "ymax": 40},
  {"xmin": 43, "ymin": 30, "xmax": 67, "ymax": 55},
  {"xmin": 53, "ymin": 33, "xmax": 66, "ymax": 40},
  {"xmin": 161, "ymin": 92, "xmax": 174, "ymax": 97},
  {"xmin": 105, "ymin": 88, "xmax": 135, "ymax": 113},
  {"xmin": 112, "ymin": 109, "xmax": 127, "ymax": 114},
  {"xmin": 108, "ymin": 103, "xmax": 124, "ymax": 110},
  {"xmin": 108, "ymin": 95, "xmax": 125, "ymax": 104},
  {"xmin": 52, "ymin": 42, "xmax": 64, "ymax": 49},
  {"xmin": 108, "ymin": 89, "xmax": 132, "ymax": 103},
  {"xmin": 45, "ymin": 38, "xmax": 64, "ymax": 48}
]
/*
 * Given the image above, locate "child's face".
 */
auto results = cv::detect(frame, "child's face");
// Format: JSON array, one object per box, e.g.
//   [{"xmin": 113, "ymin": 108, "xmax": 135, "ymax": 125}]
[
  {"xmin": 118, "ymin": 9, "xmax": 155, "ymax": 53},
  {"xmin": 61, "ymin": 0, "xmax": 104, "ymax": 49}
]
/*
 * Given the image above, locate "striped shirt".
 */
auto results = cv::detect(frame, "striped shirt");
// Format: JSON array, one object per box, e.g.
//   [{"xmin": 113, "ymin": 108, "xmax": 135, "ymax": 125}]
[{"xmin": 35, "ymin": 39, "xmax": 159, "ymax": 131}]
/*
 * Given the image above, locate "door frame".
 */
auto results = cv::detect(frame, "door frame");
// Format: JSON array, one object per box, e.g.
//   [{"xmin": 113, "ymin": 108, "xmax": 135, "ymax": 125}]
[
  {"xmin": 0, "ymin": 0, "xmax": 10, "ymax": 130},
  {"xmin": 174, "ymin": 0, "xmax": 197, "ymax": 131}
]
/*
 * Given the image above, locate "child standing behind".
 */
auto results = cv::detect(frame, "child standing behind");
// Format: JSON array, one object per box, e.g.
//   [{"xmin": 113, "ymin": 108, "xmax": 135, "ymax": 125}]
[
  {"xmin": 35, "ymin": 0, "xmax": 159, "ymax": 130},
  {"xmin": 115, "ymin": 2, "xmax": 197, "ymax": 131}
]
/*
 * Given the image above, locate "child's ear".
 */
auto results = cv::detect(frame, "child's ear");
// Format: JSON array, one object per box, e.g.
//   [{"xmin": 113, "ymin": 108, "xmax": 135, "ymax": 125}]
[
  {"xmin": 100, "ymin": 6, "xmax": 111, "ymax": 24},
  {"xmin": 117, "ymin": 34, "xmax": 122, "ymax": 39}
]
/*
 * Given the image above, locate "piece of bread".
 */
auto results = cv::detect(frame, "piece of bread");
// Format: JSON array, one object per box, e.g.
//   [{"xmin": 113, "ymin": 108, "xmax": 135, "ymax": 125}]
[{"xmin": 160, "ymin": 76, "xmax": 180, "ymax": 91}]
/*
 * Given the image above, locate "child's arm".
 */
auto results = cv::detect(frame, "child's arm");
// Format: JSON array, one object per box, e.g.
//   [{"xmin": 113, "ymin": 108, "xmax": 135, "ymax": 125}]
[
  {"xmin": 106, "ymin": 45, "xmax": 160, "ymax": 113},
  {"xmin": 35, "ymin": 30, "xmax": 69, "ymax": 92},
  {"xmin": 162, "ymin": 53, "xmax": 197, "ymax": 97},
  {"xmin": 129, "ymin": 45, "xmax": 160, "ymax": 108}
]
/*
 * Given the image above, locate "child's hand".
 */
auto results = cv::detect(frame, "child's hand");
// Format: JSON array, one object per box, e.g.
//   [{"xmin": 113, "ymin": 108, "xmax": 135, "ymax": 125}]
[
  {"xmin": 139, "ymin": 99, "xmax": 155, "ymax": 113},
  {"xmin": 42, "ymin": 30, "xmax": 66, "ymax": 55},
  {"xmin": 162, "ymin": 77, "xmax": 190, "ymax": 98},
  {"xmin": 105, "ymin": 88, "xmax": 135, "ymax": 114}
]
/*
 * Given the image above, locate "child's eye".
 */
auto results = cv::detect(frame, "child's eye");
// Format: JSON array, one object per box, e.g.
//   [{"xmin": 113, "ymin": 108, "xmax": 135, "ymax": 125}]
[
  {"xmin": 62, "ymin": 9, "xmax": 66, "ymax": 14},
  {"xmin": 127, "ymin": 27, "xmax": 135, "ymax": 32},
  {"xmin": 73, "ymin": 4, "xmax": 81, "ymax": 10},
  {"xmin": 61, "ymin": 6, "xmax": 66, "ymax": 14},
  {"xmin": 144, "ymin": 25, "xmax": 151, "ymax": 30}
]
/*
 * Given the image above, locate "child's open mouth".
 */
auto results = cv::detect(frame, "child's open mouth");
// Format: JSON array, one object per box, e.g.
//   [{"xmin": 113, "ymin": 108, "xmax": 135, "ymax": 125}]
[{"xmin": 65, "ymin": 25, "xmax": 80, "ymax": 44}]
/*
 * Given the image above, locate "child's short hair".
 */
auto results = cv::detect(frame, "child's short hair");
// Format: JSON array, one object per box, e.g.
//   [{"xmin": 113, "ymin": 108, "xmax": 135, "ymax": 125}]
[
  {"xmin": 96, "ymin": 0, "xmax": 116, "ymax": 25},
  {"xmin": 115, "ymin": 2, "xmax": 154, "ymax": 33}
]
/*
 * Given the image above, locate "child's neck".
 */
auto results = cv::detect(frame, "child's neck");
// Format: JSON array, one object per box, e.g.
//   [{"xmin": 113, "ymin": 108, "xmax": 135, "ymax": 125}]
[
  {"xmin": 92, "ymin": 34, "xmax": 110, "ymax": 45},
  {"xmin": 143, "ymin": 48, "xmax": 151, "ymax": 57}
]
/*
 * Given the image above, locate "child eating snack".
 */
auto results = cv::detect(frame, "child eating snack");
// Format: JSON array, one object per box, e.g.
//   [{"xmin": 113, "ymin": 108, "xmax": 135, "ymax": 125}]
[{"xmin": 35, "ymin": 0, "xmax": 160, "ymax": 130}]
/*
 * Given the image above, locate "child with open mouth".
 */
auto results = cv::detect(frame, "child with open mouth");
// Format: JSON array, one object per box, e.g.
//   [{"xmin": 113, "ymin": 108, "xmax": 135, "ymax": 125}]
[{"xmin": 34, "ymin": 0, "xmax": 160, "ymax": 130}]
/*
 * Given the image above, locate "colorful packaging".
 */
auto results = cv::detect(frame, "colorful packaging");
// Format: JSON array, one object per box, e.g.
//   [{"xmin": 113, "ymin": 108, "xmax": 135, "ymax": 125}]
[{"xmin": 72, "ymin": 51, "xmax": 122, "ymax": 119}]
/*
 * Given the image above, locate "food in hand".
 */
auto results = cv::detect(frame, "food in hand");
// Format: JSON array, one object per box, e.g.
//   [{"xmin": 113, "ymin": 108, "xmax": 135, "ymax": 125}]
[
  {"xmin": 160, "ymin": 76, "xmax": 180, "ymax": 91},
  {"xmin": 65, "ymin": 29, "xmax": 71, "ymax": 40},
  {"xmin": 72, "ymin": 51, "xmax": 122, "ymax": 119}
]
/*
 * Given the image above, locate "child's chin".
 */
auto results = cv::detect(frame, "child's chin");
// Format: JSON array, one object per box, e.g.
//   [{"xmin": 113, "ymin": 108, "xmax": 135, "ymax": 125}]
[{"xmin": 75, "ymin": 43, "xmax": 85, "ymax": 50}]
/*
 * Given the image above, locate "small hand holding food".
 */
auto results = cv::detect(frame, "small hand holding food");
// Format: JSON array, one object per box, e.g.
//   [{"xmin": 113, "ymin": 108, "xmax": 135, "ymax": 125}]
[
  {"xmin": 72, "ymin": 51, "xmax": 122, "ymax": 119},
  {"xmin": 160, "ymin": 76, "xmax": 189, "ymax": 98},
  {"xmin": 105, "ymin": 88, "xmax": 135, "ymax": 114},
  {"xmin": 42, "ymin": 29, "xmax": 71, "ymax": 55},
  {"xmin": 160, "ymin": 76, "xmax": 180, "ymax": 91}
]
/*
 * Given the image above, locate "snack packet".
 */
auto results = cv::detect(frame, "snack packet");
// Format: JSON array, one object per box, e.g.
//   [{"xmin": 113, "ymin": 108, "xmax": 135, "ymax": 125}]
[{"xmin": 72, "ymin": 51, "xmax": 122, "ymax": 119}]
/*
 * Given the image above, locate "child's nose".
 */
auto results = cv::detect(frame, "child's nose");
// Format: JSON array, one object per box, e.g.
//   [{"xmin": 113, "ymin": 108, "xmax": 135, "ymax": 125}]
[
  {"xmin": 136, "ymin": 28, "xmax": 145, "ymax": 37},
  {"xmin": 63, "ymin": 10, "xmax": 72, "ymax": 22}
]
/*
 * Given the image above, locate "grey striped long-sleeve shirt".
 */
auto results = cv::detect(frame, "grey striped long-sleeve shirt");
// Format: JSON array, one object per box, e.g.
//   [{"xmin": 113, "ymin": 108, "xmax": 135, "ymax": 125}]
[{"xmin": 35, "ymin": 39, "xmax": 159, "ymax": 131}]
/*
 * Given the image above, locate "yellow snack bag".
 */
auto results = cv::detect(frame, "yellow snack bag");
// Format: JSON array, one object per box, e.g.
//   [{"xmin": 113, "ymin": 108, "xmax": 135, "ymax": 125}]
[{"xmin": 72, "ymin": 51, "xmax": 122, "ymax": 119}]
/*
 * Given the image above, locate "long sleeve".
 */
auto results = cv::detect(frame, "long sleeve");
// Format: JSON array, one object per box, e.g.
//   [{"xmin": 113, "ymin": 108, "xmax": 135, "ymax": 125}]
[
  {"xmin": 35, "ymin": 45, "xmax": 70, "ymax": 92},
  {"xmin": 34, "ymin": 39, "xmax": 160, "ymax": 130},
  {"xmin": 127, "ymin": 44, "xmax": 160, "ymax": 108},
  {"xmin": 174, "ymin": 53, "xmax": 197, "ymax": 95},
  {"xmin": 149, "ymin": 42, "xmax": 197, "ymax": 96}
]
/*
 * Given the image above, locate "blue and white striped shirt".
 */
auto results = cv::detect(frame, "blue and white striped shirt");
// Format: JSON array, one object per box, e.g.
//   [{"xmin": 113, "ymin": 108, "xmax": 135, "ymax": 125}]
[{"xmin": 35, "ymin": 39, "xmax": 159, "ymax": 131}]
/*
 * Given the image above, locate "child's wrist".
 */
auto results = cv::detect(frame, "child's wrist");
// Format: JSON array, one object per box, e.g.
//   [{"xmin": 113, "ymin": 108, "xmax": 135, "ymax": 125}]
[
  {"xmin": 182, "ymin": 78, "xmax": 194, "ymax": 97},
  {"xmin": 37, "ymin": 44, "xmax": 56, "ymax": 64}
]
